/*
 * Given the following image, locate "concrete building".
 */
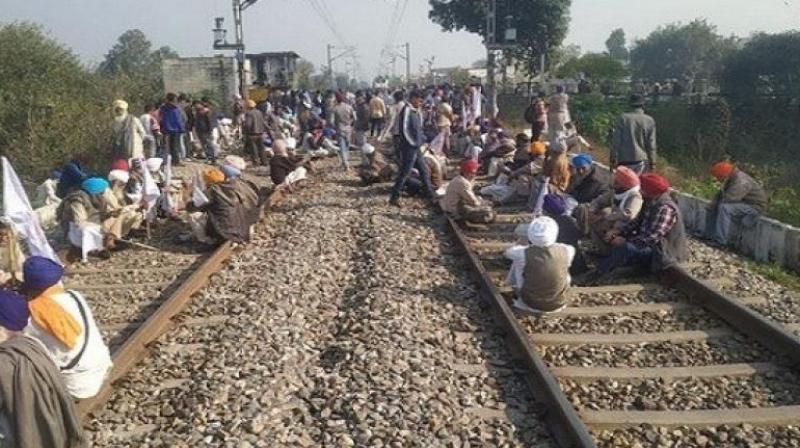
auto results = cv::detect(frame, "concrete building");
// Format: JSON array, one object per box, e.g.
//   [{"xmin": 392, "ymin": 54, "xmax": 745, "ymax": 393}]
[
  {"xmin": 162, "ymin": 56, "xmax": 237, "ymax": 111},
  {"xmin": 245, "ymin": 51, "xmax": 300, "ymax": 89}
]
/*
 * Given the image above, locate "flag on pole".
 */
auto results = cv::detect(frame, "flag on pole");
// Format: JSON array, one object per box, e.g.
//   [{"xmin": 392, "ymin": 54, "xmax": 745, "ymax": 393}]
[{"xmin": 1, "ymin": 157, "xmax": 60, "ymax": 263}]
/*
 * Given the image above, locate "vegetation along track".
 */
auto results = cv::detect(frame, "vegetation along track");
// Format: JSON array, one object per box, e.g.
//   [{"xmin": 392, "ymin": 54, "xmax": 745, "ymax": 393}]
[{"xmin": 447, "ymin": 205, "xmax": 800, "ymax": 447}]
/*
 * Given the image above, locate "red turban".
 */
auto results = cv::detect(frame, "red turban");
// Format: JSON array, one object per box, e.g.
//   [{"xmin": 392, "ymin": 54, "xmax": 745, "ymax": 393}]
[
  {"xmin": 460, "ymin": 159, "xmax": 480, "ymax": 176},
  {"xmin": 110, "ymin": 158, "xmax": 129, "ymax": 172},
  {"xmin": 614, "ymin": 166, "xmax": 639, "ymax": 190},
  {"xmin": 640, "ymin": 173, "xmax": 670, "ymax": 198},
  {"xmin": 710, "ymin": 161, "xmax": 734, "ymax": 180}
]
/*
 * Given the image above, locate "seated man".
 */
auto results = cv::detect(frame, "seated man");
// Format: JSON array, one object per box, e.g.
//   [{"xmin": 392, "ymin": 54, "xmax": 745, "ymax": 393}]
[
  {"xmin": 421, "ymin": 145, "xmax": 445, "ymax": 191},
  {"xmin": 482, "ymin": 141, "xmax": 547, "ymax": 205},
  {"xmin": 269, "ymin": 139, "xmax": 310, "ymax": 189},
  {"xmin": 566, "ymin": 153, "xmax": 611, "ymax": 205},
  {"xmin": 441, "ymin": 160, "xmax": 495, "ymax": 224},
  {"xmin": 32, "ymin": 169, "xmax": 62, "ymax": 208},
  {"xmin": 57, "ymin": 177, "xmax": 143, "ymax": 261},
  {"xmin": 599, "ymin": 173, "xmax": 688, "ymax": 273},
  {"xmin": 480, "ymin": 138, "xmax": 517, "ymax": 177},
  {"xmin": 21, "ymin": 256, "xmax": 112, "ymax": 399},
  {"xmin": 108, "ymin": 168, "xmax": 130, "ymax": 205},
  {"xmin": 186, "ymin": 168, "xmax": 262, "ymax": 244},
  {"xmin": 0, "ymin": 222, "xmax": 24, "ymax": 285},
  {"xmin": 358, "ymin": 144, "xmax": 396, "ymax": 186},
  {"xmin": 504, "ymin": 216, "xmax": 575, "ymax": 314},
  {"xmin": 706, "ymin": 161, "xmax": 768, "ymax": 246},
  {"xmin": 0, "ymin": 289, "xmax": 85, "ymax": 448},
  {"xmin": 580, "ymin": 166, "xmax": 643, "ymax": 255}
]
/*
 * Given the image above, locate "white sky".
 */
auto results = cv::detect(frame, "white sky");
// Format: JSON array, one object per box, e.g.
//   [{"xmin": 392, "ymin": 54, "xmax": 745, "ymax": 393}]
[{"xmin": 3, "ymin": 0, "xmax": 799, "ymax": 79}]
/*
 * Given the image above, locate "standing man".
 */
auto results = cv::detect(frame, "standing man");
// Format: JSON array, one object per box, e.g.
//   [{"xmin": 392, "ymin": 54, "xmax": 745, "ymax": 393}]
[
  {"xmin": 332, "ymin": 92, "xmax": 357, "ymax": 171},
  {"xmin": 194, "ymin": 101, "xmax": 220, "ymax": 164},
  {"xmin": 139, "ymin": 104, "xmax": 158, "ymax": 158},
  {"xmin": 611, "ymin": 94, "xmax": 657, "ymax": 174},
  {"xmin": 243, "ymin": 100, "xmax": 268, "ymax": 165},
  {"xmin": 159, "ymin": 93, "xmax": 187, "ymax": 165},
  {"xmin": 111, "ymin": 100, "xmax": 145, "ymax": 160},
  {"xmin": 354, "ymin": 94, "xmax": 371, "ymax": 164},
  {"xmin": 436, "ymin": 97, "xmax": 455, "ymax": 155},
  {"xmin": 369, "ymin": 90, "xmax": 388, "ymax": 137},
  {"xmin": 524, "ymin": 93, "xmax": 548, "ymax": 141},
  {"xmin": 389, "ymin": 90, "xmax": 435, "ymax": 207}
]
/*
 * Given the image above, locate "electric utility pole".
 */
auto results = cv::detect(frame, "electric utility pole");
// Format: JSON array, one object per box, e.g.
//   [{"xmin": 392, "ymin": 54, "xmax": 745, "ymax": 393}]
[
  {"xmin": 213, "ymin": 0, "xmax": 260, "ymax": 101},
  {"xmin": 326, "ymin": 44, "xmax": 358, "ymax": 89},
  {"xmin": 485, "ymin": 0, "xmax": 517, "ymax": 118},
  {"xmin": 382, "ymin": 43, "xmax": 411, "ymax": 84}
]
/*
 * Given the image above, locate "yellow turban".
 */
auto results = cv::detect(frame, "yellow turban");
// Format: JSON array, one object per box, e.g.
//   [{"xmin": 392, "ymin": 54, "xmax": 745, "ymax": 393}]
[{"xmin": 203, "ymin": 168, "xmax": 225, "ymax": 186}]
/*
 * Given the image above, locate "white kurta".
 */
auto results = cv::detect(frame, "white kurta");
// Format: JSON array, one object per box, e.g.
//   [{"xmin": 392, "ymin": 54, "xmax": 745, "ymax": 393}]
[{"xmin": 24, "ymin": 290, "xmax": 112, "ymax": 399}]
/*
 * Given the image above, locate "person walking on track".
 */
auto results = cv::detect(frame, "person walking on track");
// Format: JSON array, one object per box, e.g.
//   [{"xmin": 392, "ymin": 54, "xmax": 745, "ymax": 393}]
[{"xmin": 389, "ymin": 90, "xmax": 434, "ymax": 208}]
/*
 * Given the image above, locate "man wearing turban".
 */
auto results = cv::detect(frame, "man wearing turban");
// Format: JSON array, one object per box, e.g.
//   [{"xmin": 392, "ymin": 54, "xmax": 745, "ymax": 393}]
[
  {"xmin": 599, "ymin": 173, "xmax": 688, "ymax": 273},
  {"xmin": 20, "ymin": 257, "xmax": 112, "ymax": 401},
  {"xmin": 0, "ymin": 289, "xmax": 86, "ymax": 447},
  {"xmin": 504, "ymin": 216, "xmax": 576, "ymax": 314},
  {"xmin": 577, "ymin": 166, "xmax": 644, "ymax": 255},
  {"xmin": 56, "ymin": 176, "xmax": 143, "ymax": 260},
  {"xmin": 185, "ymin": 165, "xmax": 262, "ymax": 245},
  {"xmin": 566, "ymin": 153, "xmax": 611, "ymax": 205},
  {"xmin": 440, "ymin": 160, "xmax": 495, "ymax": 224},
  {"xmin": 706, "ymin": 161, "xmax": 768, "ymax": 246},
  {"xmin": 111, "ymin": 99, "xmax": 146, "ymax": 160}
]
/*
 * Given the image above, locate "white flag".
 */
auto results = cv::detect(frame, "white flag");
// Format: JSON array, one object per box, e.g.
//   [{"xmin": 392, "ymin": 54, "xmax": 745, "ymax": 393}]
[
  {"xmin": 140, "ymin": 158, "xmax": 161, "ymax": 222},
  {"xmin": 191, "ymin": 171, "xmax": 209, "ymax": 207},
  {"xmin": 2, "ymin": 157, "xmax": 60, "ymax": 263},
  {"xmin": 160, "ymin": 155, "xmax": 174, "ymax": 214}
]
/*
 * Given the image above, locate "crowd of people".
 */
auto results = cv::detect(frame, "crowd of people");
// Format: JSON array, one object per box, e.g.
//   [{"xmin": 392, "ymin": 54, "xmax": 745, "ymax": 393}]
[{"xmin": 0, "ymin": 80, "xmax": 772, "ymax": 446}]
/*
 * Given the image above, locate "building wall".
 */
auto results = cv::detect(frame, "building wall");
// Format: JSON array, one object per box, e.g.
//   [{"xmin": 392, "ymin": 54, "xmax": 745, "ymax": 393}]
[{"xmin": 162, "ymin": 56, "xmax": 237, "ymax": 111}]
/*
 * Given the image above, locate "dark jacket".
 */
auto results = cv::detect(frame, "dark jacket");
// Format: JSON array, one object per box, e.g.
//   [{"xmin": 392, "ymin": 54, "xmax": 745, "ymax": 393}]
[
  {"xmin": 716, "ymin": 168, "xmax": 768, "ymax": 212},
  {"xmin": 567, "ymin": 166, "xmax": 612, "ymax": 204},
  {"xmin": 159, "ymin": 103, "xmax": 186, "ymax": 134},
  {"xmin": 400, "ymin": 105, "xmax": 425, "ymax": 148},
  {"xmin": 550, "ymin": 213, "xmax": 589, "ymax": 275},
  {"xmin": 243, "ymin": 109, "xmax": 267, "ymax": 136},
  {"xmin": 0, "ymin": 337, "xmax": 85, "ymax": 448},
  {"xmin": 194, "ymin": 109, "xmax": 219, "ymax": 134},
  {"xmin": 200, "ymin": 179, "xmax": 262, "ymax": 243},
  {"xmin": 628, "ymin": 192, "xmax": 688, "ymax": 271},
  {"xmin": 355, "ymin": 102, "xmax": 371, "ymax": 132},
  {"xmin": 269, "ymin": 155, "xmax": 301, "ymax": 185}
]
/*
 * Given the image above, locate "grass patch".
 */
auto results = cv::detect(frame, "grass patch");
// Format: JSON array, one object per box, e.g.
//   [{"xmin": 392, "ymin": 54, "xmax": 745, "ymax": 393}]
[{"xmin": 747, "ymin": 262, "xmax": 800, "ymax": 293}]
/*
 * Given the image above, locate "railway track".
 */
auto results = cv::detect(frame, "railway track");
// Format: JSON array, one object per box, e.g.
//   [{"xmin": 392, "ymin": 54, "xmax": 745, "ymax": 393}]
[{"xmin": 446, "ymin": 205, "xmax": 800, "ymax": 447}]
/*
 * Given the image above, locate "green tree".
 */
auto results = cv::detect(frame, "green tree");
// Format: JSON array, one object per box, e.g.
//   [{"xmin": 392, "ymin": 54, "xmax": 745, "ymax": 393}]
[
  {"xmin": 605, "ymin": 28, "xmax": 628, "ymax": 62},
  {"xmin": 295, "ymin": 59, "xmax": 316, "ymax": 89},
  {"xmin": 449, "ymin": 67, "xmax": 472, "ymax": 85},
  {"xmin": 721, "ymin": 32, "xmax": 800, "ymax": 100},
  {"xmin": 428, "ymin": 0, "xmax": 572, "ymax": 76},
  {"xmin": 630, "ymin": 19, "xmax": 737, "ymax": 82},
  {"xmin": 98, "ymin": 29, "xmax": 178, "ymax": 103},
  {"xmin": 556, "ymin": 53, "xmax": 628, "ymax": 80}
]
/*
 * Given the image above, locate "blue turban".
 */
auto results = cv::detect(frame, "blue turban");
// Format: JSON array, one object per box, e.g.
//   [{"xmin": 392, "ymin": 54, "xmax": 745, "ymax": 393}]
[
  {"xmin": 543, "ymin": 194, "xmax": 567, "ymax": 216},
  {"xmin": 220, "ymin": 164, "xmax": 241, "ymax": 179},
  {"xmin": 57, "ymin": 161, "xmax": 87, "ymax": 197},
  {"xmin": 323, "ymin": 128, "xmax": 335, "ymax": 138},
  {"xmin": 0, "ymin": 289, "xmax": 29, "ymax": 332},
  {"xmin": 81, "ymin": 177, "xmax": 109, "ymax": 195},
  {"xmin": 571, "ymin": 154, "xmax": 593, "ymax": 169},
  {"xmin": 22, "ymin": 256, "xmax": 64, "ymax": 292}
]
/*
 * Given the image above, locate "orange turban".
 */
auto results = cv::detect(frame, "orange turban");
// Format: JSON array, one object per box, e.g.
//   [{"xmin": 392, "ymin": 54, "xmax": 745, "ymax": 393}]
[
  {"xmin": 710, "ymin": 161, "xmax": 734, "ymax": 180},
  {"xmin": 614, "ymin": 166, "xmax": 640, "ymax": 190},
  {"xmin": 640, "ymin": 173, "xmax": 670, "ymax": 198},
  {"xmin": 203, "ymin": 168, "xmax": 225, "ymax": 186},
  {"xmin": 529, "ymin": 141, "xmax": 546, "ymax": 156},
  {"xmin": 460, "ymin": 159, "xmax": 480, "ymax": 175}
]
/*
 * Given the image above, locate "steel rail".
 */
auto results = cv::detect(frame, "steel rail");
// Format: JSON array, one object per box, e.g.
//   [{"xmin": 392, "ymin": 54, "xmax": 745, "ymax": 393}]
[
  {"xmin": 77, "ymin": 242, "xmax": 233, "ymax": 420},
  {"xmin": 446, "ymin": 216, "xmax": 597, "ymax": 448},
  {"xmin": 664, "ymin": 265, "xmax": 800, "ymax": 367}
]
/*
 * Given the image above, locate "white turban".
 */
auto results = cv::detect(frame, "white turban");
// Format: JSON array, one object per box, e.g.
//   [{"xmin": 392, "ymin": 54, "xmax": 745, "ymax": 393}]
[
  {"xmin": 108, "ymin": 169, "xmax": 130, "ymax": 184},
  {"xmin": 223, "ymin": 155, "xmax": 247, "ymax": 171},
  {"xmin": 113, "ymin": 99, "xmax": 129, "ymax": 111},
  {"xmin": 145, "ymin": 157, "xmax": 163, "ymax": 172},
  {"xmin": 527, "ymin": 216, "xmax": 558, "ymax": 247},
  {"xmin": 362, "ymin": 143, "xmax": 375, "ymax": 155},
  {"xmin": 285, "ymin": 137, "xmax": 297, "ymax": 149}
]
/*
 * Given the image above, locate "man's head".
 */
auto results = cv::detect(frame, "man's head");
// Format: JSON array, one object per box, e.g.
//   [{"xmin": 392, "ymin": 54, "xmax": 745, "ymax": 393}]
[
  {"xmin": 112, "ymin": 99, "xmax": 128, "ymax": 116},
  {"xmin": 335, "ymin": 92, "xmax": 345, "ymax": 103},
  {"xmin": 630, "ymin": 94, "xmax": 645, "ymax": 108},
  {"xmin": 710, "ymin": 161, "xmax": 734, "ymax": 181},
  {"xmin": 0, "ymin": 289, "xmax": 29, "ymax": 343},
  {"xmin": 246, "ymin": 99, "xmax": 257, "ymax": 110},
  {"xmin": 203, "ymin": 168, "xmax": 225, "ymax": 186},
  {"xmin": 166, "ymin": 92, "xmax": 177, "ymax": 104},
  {"xmin": 556, "ymin": 85, "xmax": 566, "ymax": 94},
  {"xmin": 640, "ymin": 173, "xmax": 670, "ymax": 199},
  {"xmin": 273, "ymin": 139, "xmax": 288, "ymax": 156},
  {"xmin": 527, "ymin": 216, "xmax": 559, "ymax": 247},
  {"xmin": 613, "ymin": 166, "xmax": 640, "ymax": 193},
  {"xmin": 144, "ymin": 103, "xmax": 156, "ymax": 113},
  {"xmin": 570, "ymin": 153, "xmax": 593, "ymax": 176},
  {"xmin": 393, "ymin": 90, "xmax": 405, "ymax": 103},
  {"xmin": 81, "ymin": 177, "xmax": 109, "ymax": 197},
  {"xmin": 542, "ymin": 194, "xmax": 567, "ymax": 217},
  {"xmin": 460, "ymin": 159, "xmax": 480, "ymax": 180},
  {"xmin": 409, "ymin": 90, "xmax": 424, "ymax": 108},
  {"xmin": 21, "ymin": 256, "xmax": 63, "ymax": 298},
  {"xmin": 529, "ymin": 141, "xmax": 546, "ymax": 158}
]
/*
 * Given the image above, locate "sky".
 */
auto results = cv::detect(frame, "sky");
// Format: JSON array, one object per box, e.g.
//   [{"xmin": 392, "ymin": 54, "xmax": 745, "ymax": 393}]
[{"xmin": 3, "ymin": 0, "xmax": 800, "ymax": 80}]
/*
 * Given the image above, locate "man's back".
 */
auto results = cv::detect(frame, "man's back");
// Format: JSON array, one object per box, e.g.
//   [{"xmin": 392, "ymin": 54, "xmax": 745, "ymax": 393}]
[
  {"xmin": 613, "ymin": 110, "xmax": 656, "ymax": 164},
  {"xmin": 333, "ymin": 103, "xmax": 354, "ymax": 133}
]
